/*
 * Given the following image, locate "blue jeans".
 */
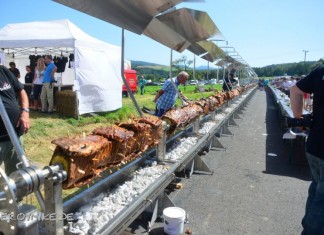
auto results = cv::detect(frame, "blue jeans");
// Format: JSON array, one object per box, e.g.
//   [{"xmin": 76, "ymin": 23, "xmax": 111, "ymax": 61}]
[
  {"xmin": 301, "ymin": 152, "xmax": 324, "ymax": 235},
  {"xmin": 155, "ymin": 106, "xmax": 165, "ymax": 117}
]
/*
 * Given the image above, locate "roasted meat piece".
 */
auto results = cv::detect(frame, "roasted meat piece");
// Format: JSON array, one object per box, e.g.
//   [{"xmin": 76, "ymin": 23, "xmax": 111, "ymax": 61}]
[
  {"xmin": 93, "ymin": 125, "xmax": 134, "ymax": 165},
  {"xmin": 206, "ymin": 96, "xmax": 220, "ymax": 111},
  {"xmin": 119, "ymin": 121, "xmax": 151, "ymax": 155},
  {"xmin": 162, "ymin": 103, "xmax": 203, "ymax": 134},
  {"xmin": 195, "ymin": 99, "xmax": 209, "ymax": 114},
  {"xmin": 50, "ymin": 135, "xmax": 112, "ymax": 189},
  {"xmin": 138, "ymin": 115, "xmax": 163, "ymax": 146},
  {"xmin": 214, "ymin": 93, "xmax": 225, "ymax": 105}
]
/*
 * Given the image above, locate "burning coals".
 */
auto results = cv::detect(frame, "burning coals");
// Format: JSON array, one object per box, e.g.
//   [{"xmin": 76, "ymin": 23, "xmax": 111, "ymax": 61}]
[
  {"xmin": 164, "ymin": 137, "xmax": 199, "ymax": 162},
  {"xmin": 67, "ymin": 161, "xmax": 168, "ymax": 234},
  {"xmin": 199, "ymin": 121, "xmax": 217, "ymax": 134}
]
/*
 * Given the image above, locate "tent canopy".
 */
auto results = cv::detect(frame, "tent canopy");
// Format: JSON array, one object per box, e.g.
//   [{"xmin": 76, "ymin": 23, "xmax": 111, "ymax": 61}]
[{"xmin": 0, "ymin": 19, "xmax": 122, "ymax": 115}]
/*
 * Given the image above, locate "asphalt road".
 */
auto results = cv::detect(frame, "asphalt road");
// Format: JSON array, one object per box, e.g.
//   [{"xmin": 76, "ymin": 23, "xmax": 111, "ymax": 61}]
[{"xmin": 126, "ymin": 88, "xmax": 311, "ymax": 235}]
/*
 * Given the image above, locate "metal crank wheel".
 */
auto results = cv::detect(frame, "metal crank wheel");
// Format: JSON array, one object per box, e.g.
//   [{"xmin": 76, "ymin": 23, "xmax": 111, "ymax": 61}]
[{"xmin": 0, "ymin": 168, "xmax": 18, "ymax": 235}]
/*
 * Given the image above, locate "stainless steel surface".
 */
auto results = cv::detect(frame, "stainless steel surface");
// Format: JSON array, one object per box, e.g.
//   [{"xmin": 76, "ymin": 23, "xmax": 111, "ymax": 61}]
[
  {"xmin": 44, "ymin": 177, "xmax": 64, "ymax": 235},
  {"xmin": 1, "ymin": 85, "xmax": 256, "ymax": 234},
  {"xmin": 97, "ymin": 168, "xmax": 175, "ymax": 235},
  {"xmin": 0, "ymin": 168, "xmax": 18, "ymax": 235},
  {"xmin": 157, "ymin": 8, "xmax": 223, "ymax": 43},
  {"xmin": 188, "ymin": 40, "xmax": 226, "ymax": 62},
  {"xmin": 53, "ymin": 0, "xmax": 184, "ymax": 35},
  {"xmin": 143, "ymin": 18, "xmax": 191, "ymax": 52},
  {"xmin": 187, "ymin": 40, "xmax": 216, "ymax": 55}
]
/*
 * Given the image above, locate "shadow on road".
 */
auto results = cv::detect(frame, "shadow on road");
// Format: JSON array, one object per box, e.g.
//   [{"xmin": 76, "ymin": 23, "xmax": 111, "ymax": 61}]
[{"xmin": 263, "ymin": 88, "xmax": 310, "ymax": 181}]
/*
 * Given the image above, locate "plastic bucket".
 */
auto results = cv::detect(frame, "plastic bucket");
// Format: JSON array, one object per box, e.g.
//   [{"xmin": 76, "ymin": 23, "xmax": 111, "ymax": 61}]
[{"xmin": 163, "ymin": 207, "xmax": 186, "ymax": 235}]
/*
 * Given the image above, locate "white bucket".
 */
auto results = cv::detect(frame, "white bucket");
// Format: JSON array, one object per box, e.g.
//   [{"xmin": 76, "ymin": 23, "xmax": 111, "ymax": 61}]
[{"xmin": 163, "ymin": 207, "xmax": 186, "ymax": 235}]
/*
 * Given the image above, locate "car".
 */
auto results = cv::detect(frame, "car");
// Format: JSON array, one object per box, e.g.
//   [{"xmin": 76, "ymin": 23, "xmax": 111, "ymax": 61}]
[
  {"xmin": 218, "ymin": 79, "xmax": 224, "ymax": 84},
  {"xmin": 146, "ymin": 82, "xmax": 162, "ymax": 86},
  {"xmin": 209, "ymin": 79, "xmax": 217, "ymax": 85},
  {"xmin": 189, "ymin": 80, "xmax": 196, "ymax": 85},
  {"xmin": 198, "ymin": 81, "xmax": 205, "ymax": 86}
]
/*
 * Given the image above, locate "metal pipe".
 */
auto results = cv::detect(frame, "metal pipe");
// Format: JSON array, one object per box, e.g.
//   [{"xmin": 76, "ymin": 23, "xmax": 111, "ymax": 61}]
[
  {"xmin": 120, "ymin": 28, "xmax": 143, "ymax": 117},
  {"xmin": 193, "ymin": 55, "xmax": 205, "ymax": 98},
  {"xmin": 0, "ymin": 96, "xmax": 46, "ymax": 211}
]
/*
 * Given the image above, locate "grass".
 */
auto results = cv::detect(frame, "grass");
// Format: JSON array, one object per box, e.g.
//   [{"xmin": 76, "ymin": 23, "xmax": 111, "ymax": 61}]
[
  {"xmin": 21, "ymin": 84, "xmax": 221, "ymax": 205},
  {"xmin": 25, "ymin": 84, "xmax": 221, "ymax": 166}
]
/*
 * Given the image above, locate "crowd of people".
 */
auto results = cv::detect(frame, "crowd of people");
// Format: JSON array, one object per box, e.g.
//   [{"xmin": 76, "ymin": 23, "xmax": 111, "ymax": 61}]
[
  {"xmin": 7, "ymin": 55, "xmax": 58, "ymax": 113},
  {"xmin": 0, "ymin": 55, "xmax": 57, "ymax": 176},
  {"xmin": 269, "ymin": 76, "xmax": 313, "ymax": 111}
]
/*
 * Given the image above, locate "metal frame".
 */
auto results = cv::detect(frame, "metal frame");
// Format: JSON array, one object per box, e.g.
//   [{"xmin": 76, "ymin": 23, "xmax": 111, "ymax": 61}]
[{"xmin": 0, "ymin": 86, "xmax": 257, "ymax": 235}]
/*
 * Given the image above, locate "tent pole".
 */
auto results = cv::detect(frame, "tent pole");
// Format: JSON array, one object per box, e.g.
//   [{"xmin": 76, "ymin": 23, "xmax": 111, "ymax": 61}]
[{"xmin": 120, "ymin": 28, "xmax": 143, "ymax": 117}]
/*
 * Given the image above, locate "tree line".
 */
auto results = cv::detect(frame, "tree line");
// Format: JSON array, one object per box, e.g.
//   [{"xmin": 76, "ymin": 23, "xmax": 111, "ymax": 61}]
[
  {"xmin": 253, "ymin": 59, "xmax": 324, "ymax": 77},
  {"xmin": 132, "ymin": 57, "xmax": 324, "ymax": 81}
]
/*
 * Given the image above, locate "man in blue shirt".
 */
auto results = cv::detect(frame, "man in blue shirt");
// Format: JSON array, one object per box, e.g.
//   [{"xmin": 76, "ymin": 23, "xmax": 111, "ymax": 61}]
[
  {"xmin": 139, "ymin": 76, "xmax": 146, "ymax": 95},
  {"xmin": 41, "ymin": 55, "xmax": 57, "ymax": 114},
  {"xmin": 153, "ymin": 71, "xmax": 189, "ymax": 117}
]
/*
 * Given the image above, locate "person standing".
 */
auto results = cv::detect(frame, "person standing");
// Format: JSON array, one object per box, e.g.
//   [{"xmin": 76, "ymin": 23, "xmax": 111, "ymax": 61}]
[
  {"xmin": 0, "ymin": 65, "xmax": 30, "ymax": 176},
  {"xmin": 281, "ymin": 77, "xmax": 292, "ymax": 96},
  {"xmin": 290, "ymin": 64, "xmax": 324, "ymax": 235},
  {"xmin": 139, "ymin": 76, "xmax": 146, "ymax": 95},
  {"xmin": 41, "ymin": 55, "xmax": 57, "ymax": 114},
  {"xmin": 32, "ymin": 58, "xmax": 45, "ymax": 111},
  {"xmin": 153, "ymin": 71, "xmax": 189, "ymax": 117},
  {"xmin": 9, "ymin": 61, "xmax": 20, "ymax": 80},
  {"xmin": 24, "ymin": 65, "xmax": 34, "ymax": 107},
  {"xmin": 222, "ymin": 73, "xmax": 236, "ymax": 91}
]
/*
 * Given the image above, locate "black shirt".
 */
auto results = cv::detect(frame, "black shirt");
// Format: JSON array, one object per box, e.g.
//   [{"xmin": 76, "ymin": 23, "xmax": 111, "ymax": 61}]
[
  {"xmin": 296, "ymin": 64, "xmax": 324, "ymax": 159},
  {"xmin": 0, "ymin": 65, "xmax": 24, "ymax": 141},
  {"xmin": 222, "ymin": 77, "xmax": 236, "ymax": 91},
  {"xmin": 9, "ymin": 67, "xmax": 20, "ymax": 79},
  {"xmin": 25, "ymin": 72, "xmax": 34, "ymax": 84}
]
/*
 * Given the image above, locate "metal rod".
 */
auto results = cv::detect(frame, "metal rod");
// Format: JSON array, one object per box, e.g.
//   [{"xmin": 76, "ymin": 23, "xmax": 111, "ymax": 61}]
[
  {"xmin": 193, "ymin": 55, "xmax": 205, "ymax": 98},
  {"xmin": 0, "ymin": 96, "xmax": 46, "ymax": 211},
  {"xmin": 120, "ymin": 28, "xmax": 143, "ymax": 117}
]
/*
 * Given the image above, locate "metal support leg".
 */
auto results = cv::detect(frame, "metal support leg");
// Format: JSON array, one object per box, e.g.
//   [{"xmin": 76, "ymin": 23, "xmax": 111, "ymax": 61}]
[
  {"xmin": 193, "ymin": 155, "xmax": 213, "ymax": 175},
  {"xmin": 210, "ymin": 135, "xmax": 226, "ymax": 151},
  {"xmin": 185, "ymin": 159, "xmax": 194, "ymax": 178},
  {"xmin": 44, "ymin": 178, "xmax": 64, "ymax": 235},
  {"xmin": 210, "ymin": 111, "xmax": 216, "ymax": 121},
  {"xmin": 227, "ymin": 116, "xmax": 238, "ymax": 127},
  {"xmin": 234, "ymin": 113, "xmax": 242, "ymax": 119},
  {"xmin": 236, "ymin": 109, "xmax": 244, "ymax": 115},
  {"xmin": 147, "ymin": 192, "xmax": 175, "ymax": 232},
  {"xmin": 193, "ymin": 118, "xmax": 200, "ymax": 134},
  {"xmin": 221, "ymin": 125, "xmax": 233, "ymax": 137},
  {"xmin": 157, "ymin": 130, "xmax": 167, "ymax": 163}
]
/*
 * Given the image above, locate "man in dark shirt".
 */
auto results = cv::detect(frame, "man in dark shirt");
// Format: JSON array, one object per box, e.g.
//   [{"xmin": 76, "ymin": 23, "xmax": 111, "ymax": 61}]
[
  {"xmin": 0, "ymin": 65, "xmax": 30, "ymax": 175},
  {"xmin": 9, "ymin": 61, "xmax": 20, "ymax": 80},
  {"xmin": 222, "ymin": 73, "xmax": 236, "ymax": 91},
  {"xmin": 290, "ymin": 64, "xmax": 324, "ymax": 235}
]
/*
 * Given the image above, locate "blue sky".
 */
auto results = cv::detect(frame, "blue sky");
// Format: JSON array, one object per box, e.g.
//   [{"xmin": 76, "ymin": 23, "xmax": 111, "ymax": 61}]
[{"xmin": 1, "ymin": 0, "xmax": 323, "ymax": 68}]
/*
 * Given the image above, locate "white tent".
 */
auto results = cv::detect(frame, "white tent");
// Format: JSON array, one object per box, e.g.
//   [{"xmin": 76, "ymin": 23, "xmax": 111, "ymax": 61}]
[{"xmin": 0, "ymin": 19, "xmax": 122, "ymax": 115}]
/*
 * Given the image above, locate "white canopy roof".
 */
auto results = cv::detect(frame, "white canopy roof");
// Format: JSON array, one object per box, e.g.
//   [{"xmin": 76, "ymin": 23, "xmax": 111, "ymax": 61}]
[{"xmin": 0, "ymin": 19, "xmax": 122, "ymax": 115}]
